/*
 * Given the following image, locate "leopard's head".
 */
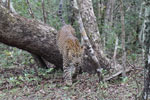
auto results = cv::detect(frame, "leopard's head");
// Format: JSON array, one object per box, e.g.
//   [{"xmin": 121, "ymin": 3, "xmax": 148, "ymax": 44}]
[{"xmin": 67, "ymin": 39, "xmax": 84, "ymax": 65}]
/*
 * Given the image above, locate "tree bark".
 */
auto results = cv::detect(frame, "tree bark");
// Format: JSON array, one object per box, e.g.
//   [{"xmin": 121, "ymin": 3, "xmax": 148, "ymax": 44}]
[
  {"xmin": 77, "ymin": 0, "xmax": 110, "ymax": 71},
  {"xmin": 141, "ymin": 0, "xmax": 150, "ymax": 99},
  {"xmin": 120, "ymin": 0, "xmax": 126, "ymax": 77},
  {"xmin": 0, "ymin": 5, "xmax": 63, "ymax": 68},
  {"xmin": 25, "ymin": 0, "xmax": 48, "ymax": 69},
  {"xmin": 71, "ymin": 0, "xmax": 102, "ymax": 75},
  {"xmin": 104, "ymin": 0, "xmax": 115, "ymax": 27}
]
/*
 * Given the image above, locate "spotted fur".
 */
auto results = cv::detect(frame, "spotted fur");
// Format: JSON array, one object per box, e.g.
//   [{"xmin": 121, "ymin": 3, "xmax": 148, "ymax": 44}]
[{"xmin": 57, "ymin": 25, "xmax": 83, "ymax": 86}]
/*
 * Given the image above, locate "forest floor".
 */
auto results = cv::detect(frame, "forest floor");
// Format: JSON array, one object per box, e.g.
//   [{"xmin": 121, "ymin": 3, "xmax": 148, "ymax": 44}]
[
  {"xmin": 0, "ymin": 64, "xmax": 143, "ymax": 100},
  {"xmin": 0, "ymin": 45, "xmax": 144, "ymax": 100}
]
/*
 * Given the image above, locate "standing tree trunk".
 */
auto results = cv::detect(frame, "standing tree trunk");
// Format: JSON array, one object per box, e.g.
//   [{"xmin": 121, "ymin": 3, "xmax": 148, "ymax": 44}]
[
  {"xmin": 120, "ymin": 0, "xmax": 126, "ymax": 77},
  {"xmin": 104, "ymin": 0, "xmax": 115, "ymax": 27},
  {"xmin": 71, "ymin": 0, "xmax": 124, "ymax": 74},
  {"xmin": 103, "ymin": 0, "xmax": 115, "ymax": 47},
  {"xmin": 141, "ymin": 0, "xmax": 150, "ymax": 99},
  {"xmin": 77, "ymin": 0, "xmax": 110, "ymax": 72},
  {"xmin": 96, "ymin": 0, "xmax": 106, "ymax": 35},
  {"xmin": 76, "ymin": 0, "xmax": 126, "ymax": 73},
  {"xmin": 71, "ymin": 0, "xmax": 102, "ymax": 75}
]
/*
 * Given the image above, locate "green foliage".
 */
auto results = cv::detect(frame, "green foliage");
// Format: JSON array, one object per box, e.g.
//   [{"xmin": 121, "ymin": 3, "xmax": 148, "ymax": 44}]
[
  {"xmin": 128, "ymin": 53, "xmax": 137, "ymax": 61},
  {"xmin": 121, "ymin": 76, "xmax": 128, "ymax": 83},
  {"xmin": 0, "ymin": 44, "xmax": 32, "ymax": 68},
  {"xmin": 92, "ymin": 0, "xmax": 143, "ymax": 60},
  {"xmin": 99, "ymin": 81, "xmax": 108, "ymax": 88},
  {"xmin": 12, "ymin": 0, "xmax": 61, "ymax": 29},
  {"xmin": 12, "ymin": 0, "xmax": 29, "ymax": 17}
]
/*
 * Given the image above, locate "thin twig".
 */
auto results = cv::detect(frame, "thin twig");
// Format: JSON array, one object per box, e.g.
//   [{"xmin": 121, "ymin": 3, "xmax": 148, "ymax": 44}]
[
  {"xmin": 7, "ymin": 0, "xmax": 10, "ymax": 10},
  {"xmin": 26, "ymin": 0, "xmax": 35, "ymax": 18}
]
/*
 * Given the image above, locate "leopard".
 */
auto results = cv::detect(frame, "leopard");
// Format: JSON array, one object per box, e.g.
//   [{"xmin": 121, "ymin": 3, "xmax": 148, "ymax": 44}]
[
  {"xmin": 57, "ymin": 0, "xmax": 84, "ymax": 86},
  {"xmin": 57, "ymin": 25, "xmax": 84, "ymax": 86}
]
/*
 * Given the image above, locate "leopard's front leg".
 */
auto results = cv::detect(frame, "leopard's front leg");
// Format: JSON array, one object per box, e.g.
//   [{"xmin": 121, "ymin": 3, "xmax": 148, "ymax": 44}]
[{"xmin": 63, "ymin": 58, "xmax": 74, "ymax": 86}]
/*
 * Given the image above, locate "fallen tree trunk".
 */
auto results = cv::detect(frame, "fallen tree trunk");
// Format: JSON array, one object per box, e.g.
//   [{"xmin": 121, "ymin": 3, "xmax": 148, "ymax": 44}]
[{"xmin": 0, "ymin": 5, "xmax": 63, "ymax": 68}]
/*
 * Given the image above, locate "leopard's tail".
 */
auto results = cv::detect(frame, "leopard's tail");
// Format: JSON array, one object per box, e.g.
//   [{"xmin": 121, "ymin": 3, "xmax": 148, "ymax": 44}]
[{"xmin": 58, "ymin": 0, "xmax": 66, "ymax": 26}]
